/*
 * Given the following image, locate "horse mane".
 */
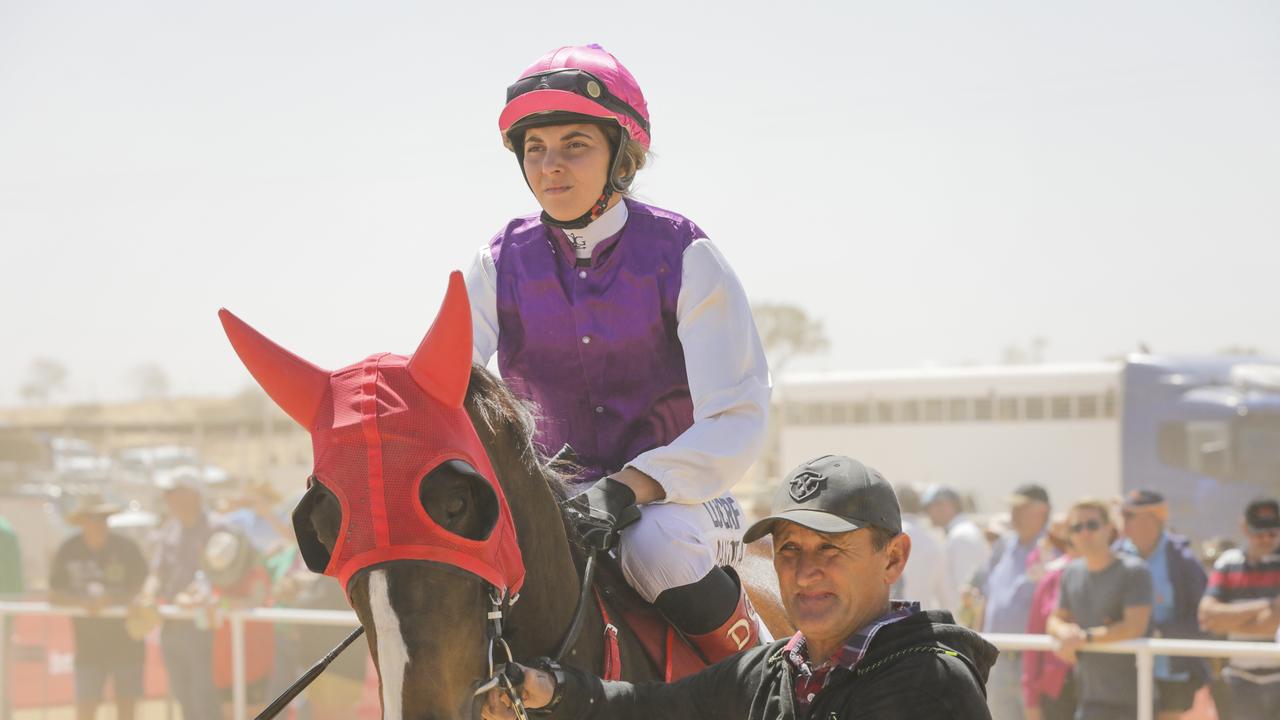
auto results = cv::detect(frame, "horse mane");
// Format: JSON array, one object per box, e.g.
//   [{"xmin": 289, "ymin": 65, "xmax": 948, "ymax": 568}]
[
  {"xmin": 464, "ymin": 364, "xmax": 574, "ymax": 504},
  {"xmin": 465, "ymin": 365, "xmax": 598, "ymax": 560}
]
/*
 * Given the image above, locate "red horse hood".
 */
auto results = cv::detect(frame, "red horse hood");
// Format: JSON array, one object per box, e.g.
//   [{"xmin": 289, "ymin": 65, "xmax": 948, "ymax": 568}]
[{"xmin": 218, "ymin": 272, "xmax": 525, "ymax": 594}]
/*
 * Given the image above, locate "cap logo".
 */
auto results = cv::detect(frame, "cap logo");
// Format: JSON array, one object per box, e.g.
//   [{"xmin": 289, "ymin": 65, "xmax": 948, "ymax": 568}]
[
  {"xmin": 586, "ymin": 80, "xmax": 602, "ymax": 98},
  {"xmin": 789, "ymin": 470, "xmax": 826, "ymax": 503}
]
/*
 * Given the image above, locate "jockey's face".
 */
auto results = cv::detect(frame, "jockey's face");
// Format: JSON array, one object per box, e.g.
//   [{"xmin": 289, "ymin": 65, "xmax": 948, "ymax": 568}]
[
  {"xmin": 772, "ymin": 522, "xmax": 908, "ymax": 658},
  {"xmin": 521, "ymin": 123, "xmax": 614, "ymax": 222}
]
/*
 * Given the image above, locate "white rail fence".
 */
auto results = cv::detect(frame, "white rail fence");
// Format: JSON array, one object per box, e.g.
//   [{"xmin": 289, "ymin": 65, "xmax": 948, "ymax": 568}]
[{"xmin": 4, "ymin": 602, "xmax": 1280, "ymax": 720}]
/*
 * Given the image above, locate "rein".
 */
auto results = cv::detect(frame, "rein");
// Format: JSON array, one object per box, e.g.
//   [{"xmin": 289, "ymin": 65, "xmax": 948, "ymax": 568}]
[{"xmin": 254, "ymin": 626, "xmax": 365, "ymax": 720}]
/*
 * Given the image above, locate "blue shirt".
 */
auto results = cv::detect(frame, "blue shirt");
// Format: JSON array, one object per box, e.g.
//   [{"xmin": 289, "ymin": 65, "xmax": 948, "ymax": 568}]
[
  {"xmin": 1121, "ymin": 533, "xmax": 1186, "ymax": 681},
  {"xmin": 982, "ymin": 533, "xmax": 1038, "ymax": 633}
]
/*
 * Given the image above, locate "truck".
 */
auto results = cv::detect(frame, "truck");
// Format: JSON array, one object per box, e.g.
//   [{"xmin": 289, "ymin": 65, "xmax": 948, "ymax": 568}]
[{"xmin": 776, "ymin": 354, "xmax": 1280, "ymax": 543}]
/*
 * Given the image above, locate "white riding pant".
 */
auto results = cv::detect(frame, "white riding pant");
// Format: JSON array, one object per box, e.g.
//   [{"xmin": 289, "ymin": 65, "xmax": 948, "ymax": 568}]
[{"xmin": 617, "ymin": 493, "xmax": 747, "ymax": 604}]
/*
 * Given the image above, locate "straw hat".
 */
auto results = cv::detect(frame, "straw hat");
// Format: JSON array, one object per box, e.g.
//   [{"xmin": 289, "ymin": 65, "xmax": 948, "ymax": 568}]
[{"xmin": 66, "ymin": 495, "xmax": 124, "ymax": 525}]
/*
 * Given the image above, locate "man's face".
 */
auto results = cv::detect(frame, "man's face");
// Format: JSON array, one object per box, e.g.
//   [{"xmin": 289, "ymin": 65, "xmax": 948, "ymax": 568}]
[
  {"xmin": 1121, "ymin": 507, "xmax": 1163, "ymax": 549},
  {"xmin": 164, "ymin": 486, "xmax": 203, "ymax": 523},
  {"xmin": 923, "ymin": 500, "xmax": 952, "ymax": 528},
  {"xmin": 79, "ymin": 516, "xmax": 109, "ymax": 548},
  {"xmin": 1067, "ymin": 507, "xmax": 1112, "ymax": 555},
  {"xmin": 772, "ymin": 522, "xmax": 907, "ymax": 656},
  {"xmin": 1244, "ymin": 522, "xmax": 1280, "ymax": 558},
  {"xmin": 1010, "ymin": 500, "xmax": 1049, "ymax": 540}
]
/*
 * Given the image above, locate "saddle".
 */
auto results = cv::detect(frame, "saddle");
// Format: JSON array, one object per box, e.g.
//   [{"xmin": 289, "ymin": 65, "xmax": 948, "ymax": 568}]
[{"xmin": 590, "ymin": 553, "xmax": 709, "ymax": 682}]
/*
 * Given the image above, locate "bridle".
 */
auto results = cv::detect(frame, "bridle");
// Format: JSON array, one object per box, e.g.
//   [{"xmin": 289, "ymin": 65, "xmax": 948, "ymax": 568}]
[
  {"xmin": 258, "ymin": 450, "xmax": 603, "ymax": 720},
  {"xmin": 473, "ymin": 587, "xmax": 528, "ymax": 720}
]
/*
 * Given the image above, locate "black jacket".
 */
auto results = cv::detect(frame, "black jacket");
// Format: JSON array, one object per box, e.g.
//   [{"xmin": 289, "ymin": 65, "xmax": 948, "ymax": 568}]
[
  {"xmin": 553, "ymin": 610, "xmax": 997, "ymax": 720},
  {"xmin": 1115, "ymin": 532, "xmax": 1211, "ymax": 685}
]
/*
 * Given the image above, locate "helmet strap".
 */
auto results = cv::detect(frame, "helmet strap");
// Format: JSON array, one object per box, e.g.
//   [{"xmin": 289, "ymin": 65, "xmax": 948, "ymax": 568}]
[{"xmin": 540, "ymin": 187, "xmax": 614, "ymax": 230}]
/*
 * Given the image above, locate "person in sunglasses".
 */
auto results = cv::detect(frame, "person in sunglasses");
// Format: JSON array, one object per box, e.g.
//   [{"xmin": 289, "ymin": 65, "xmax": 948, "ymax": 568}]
[
  {"xmin": 1198, "ymin": 498, "xmax": 1280, "ymax": 718},
  {"xmin": 1047, "ymin": 499, "xmax": 1154, "ymax": 720},
  {"xmin": 465, "ymin": 44, "xmax": 771, "ymax": 662}
]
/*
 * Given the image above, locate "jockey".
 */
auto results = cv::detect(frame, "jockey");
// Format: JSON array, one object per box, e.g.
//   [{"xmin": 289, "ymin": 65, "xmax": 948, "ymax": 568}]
[{"xmin": 466, "ymin": 44, "xmax": 772, "ymax": 663}]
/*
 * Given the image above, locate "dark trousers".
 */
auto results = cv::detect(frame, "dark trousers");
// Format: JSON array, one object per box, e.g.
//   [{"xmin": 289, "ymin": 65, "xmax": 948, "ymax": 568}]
[
  {"xmin": 1041, "ymin": 674, "xmax": 1078, "ymax": 720},
  {"xmin": 160, "ymin": 621, "xmax": 218, "ymax": 720},
  {"xmin": 1226, "ymin": 675, "xmax": 1280, "ymax": 720}
]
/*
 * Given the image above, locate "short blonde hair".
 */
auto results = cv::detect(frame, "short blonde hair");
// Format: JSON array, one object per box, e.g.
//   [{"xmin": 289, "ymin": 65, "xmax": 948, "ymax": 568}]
[{"xmin": 1069, "ymin": 498, "xmax": 1113, "ymax": 525}]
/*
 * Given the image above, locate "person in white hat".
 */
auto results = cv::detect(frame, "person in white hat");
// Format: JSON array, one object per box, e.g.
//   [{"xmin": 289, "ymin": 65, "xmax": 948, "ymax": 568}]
[{"xmin": 49, "ymin": 495, "xmax": 148, "ymax": 720}]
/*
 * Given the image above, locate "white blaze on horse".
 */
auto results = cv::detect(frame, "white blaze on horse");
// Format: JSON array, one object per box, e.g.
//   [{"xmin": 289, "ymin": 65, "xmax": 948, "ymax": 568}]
[{"xmin": 221, "ymin": 273, "xmax": 789, "ymax": 719}]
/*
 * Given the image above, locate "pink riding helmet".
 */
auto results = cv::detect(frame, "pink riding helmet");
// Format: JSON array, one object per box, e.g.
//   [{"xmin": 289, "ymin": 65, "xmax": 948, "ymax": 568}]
[{"xmin": 499, "ymin": 44, "xmax": 651, "ymax": 150}]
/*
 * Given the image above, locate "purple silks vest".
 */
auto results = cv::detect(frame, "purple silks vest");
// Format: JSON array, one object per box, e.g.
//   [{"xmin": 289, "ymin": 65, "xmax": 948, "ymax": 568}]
[{"xmin": 491, "ymin": 198, "xmax": 700, "ymax": 483}]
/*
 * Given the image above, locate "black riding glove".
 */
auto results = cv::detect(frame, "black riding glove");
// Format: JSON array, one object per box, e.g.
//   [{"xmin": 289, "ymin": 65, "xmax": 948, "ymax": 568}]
[{"xmin": 563, "ymin": 476, "xmax": 641, "ymax": 552}]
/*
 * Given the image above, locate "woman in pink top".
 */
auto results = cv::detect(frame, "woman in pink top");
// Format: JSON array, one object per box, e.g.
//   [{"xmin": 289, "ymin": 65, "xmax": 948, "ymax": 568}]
[{"xmin": 1023, "ymin": 516, "xmax": 1077, "ymax": 720}]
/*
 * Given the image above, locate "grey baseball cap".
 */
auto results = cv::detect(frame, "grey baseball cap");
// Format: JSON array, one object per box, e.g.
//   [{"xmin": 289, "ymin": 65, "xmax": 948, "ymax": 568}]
[{"xmin": 743, "ymin": 455, "xmax": 902, "ymax": 543}]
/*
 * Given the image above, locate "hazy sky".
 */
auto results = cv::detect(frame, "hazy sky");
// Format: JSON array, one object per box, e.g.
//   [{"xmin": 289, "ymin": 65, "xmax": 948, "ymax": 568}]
[{"xmin": 3, "ymin": 1, "xmax": 1278, "ymax": 406}]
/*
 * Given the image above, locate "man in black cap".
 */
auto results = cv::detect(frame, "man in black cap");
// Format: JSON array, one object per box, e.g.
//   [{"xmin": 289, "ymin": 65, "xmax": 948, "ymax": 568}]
[
  {"xmin": 1116, "ymin": 488, "xmax": 1209, "ymax": 720},
  {"xmin": 1199, "ymin": 498, "xmax": 1280, "ymax": 717},
  {"xmin": 482, "ymin": 455, "xmax": 997, "ymax": 720}
]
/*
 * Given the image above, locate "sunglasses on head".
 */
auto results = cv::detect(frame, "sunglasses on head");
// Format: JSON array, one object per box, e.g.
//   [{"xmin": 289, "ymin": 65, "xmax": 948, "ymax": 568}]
[
  {"xmin": 506, "ymin": 68, "xmax": 650, "ymax": 135},
  {"xmin": 1069, "ymin": 519, "xmax": 1104, "ymax": 534}
]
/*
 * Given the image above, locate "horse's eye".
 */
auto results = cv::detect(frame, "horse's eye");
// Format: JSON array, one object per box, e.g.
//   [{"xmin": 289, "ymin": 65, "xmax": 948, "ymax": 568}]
[
  {"xmin": 420, "ymin": 460, "xmax": 499, "ymax": 541},
  {"xmin": 446, "ymin": 496, "xmax": 466, "ymax": 517}
]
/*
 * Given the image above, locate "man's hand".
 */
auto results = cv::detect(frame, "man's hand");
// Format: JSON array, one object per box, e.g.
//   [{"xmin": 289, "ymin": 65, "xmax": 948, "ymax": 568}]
[
  {"xmin": 82, "ymin": 595, "xmax": 106, "ymax": 616},
  {"xmin": 481, "ymin": 663, "xmax": 555, "ymax": 720},
  {"xmin": 1051, "ymin": 623, "xmax": 1086, "ymax": 664},
  {"xmin": 562, "ymin": 477, "xmax": 641, "ymax": 552}
]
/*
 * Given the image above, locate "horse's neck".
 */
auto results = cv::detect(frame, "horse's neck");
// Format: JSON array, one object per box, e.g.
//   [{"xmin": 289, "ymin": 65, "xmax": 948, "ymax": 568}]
[
  {"xmin": 472, "ymin": 399, "xmax": 655, "ymax": 678},
  {"xmin": 496, "ymin": 459, "xmax": 589, "ymax": 659}
]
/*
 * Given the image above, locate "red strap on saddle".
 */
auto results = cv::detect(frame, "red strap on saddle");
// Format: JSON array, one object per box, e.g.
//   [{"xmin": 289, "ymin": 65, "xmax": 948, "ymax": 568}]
[{"xmin": 593, "ymin": 589, "xmax": 622, "ymax": 681}]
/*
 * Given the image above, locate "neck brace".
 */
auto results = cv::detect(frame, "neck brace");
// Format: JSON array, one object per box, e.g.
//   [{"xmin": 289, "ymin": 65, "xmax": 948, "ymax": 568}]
[{"xmin": 555, "ymin": 198, "xmax": 628, "ymax": 259}]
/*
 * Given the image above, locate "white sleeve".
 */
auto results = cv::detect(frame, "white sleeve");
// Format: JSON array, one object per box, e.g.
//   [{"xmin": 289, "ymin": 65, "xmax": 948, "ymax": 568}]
[
  {"xmin": 464, "ymin": 245, "xmax": 500, "ymax": 367},
  {"xmin": 626, "ymin": 238, "xmax": 773, "ymax": 504}
]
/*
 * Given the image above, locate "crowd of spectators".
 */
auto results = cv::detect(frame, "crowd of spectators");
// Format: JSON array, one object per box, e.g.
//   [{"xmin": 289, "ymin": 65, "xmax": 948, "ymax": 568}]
[
  {"xmin": 2, "ymin": 473, "xmax": 1279, "ymax": 720},
  {"xmin": 896, "ymin": 485, "xmax": 1280, "ymax": 720},
  {"xmin": 0, "ymin": 475, "xmax": 365, "ymax": 720}
]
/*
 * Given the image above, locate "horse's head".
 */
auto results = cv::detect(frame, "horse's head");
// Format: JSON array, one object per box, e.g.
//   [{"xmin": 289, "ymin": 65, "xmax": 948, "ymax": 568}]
[{"xmin": 221, "ymin": 272, "xmax": 526, "ymax": 719}]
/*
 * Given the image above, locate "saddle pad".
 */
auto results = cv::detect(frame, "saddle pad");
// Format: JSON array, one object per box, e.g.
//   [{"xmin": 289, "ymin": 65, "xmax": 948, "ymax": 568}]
[{"xmin": 593, "ymin": 556, "xmax": 707, "ymax": 682}]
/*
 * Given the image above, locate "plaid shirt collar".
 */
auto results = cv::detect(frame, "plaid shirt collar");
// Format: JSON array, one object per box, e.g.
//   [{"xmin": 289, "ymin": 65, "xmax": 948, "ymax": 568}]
[{"xmin": 784, "ymin": 600, "xmax": 922, "ymax": 711}]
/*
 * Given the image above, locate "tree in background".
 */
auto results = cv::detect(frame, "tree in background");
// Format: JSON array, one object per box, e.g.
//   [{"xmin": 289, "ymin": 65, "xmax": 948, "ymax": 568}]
[
  {"xmin": 127, "ymin": 363, "xmax": 171, "ymax": 401},
  {"xmin": 18, "ymin": 357, "xmax": 68, "ymax": 405},
  {"xmin": 1218, "ymin": 344, "xmax": 1264, "ymax": 356},
  {"xmin": 1001, "ymin": 336, "xmax": 1048, "ymax": 365},
  {"xmin": 750, "ymin": 303, "xmax": 829, "ymax": 491},
  {"xmin": 751, "ymin": 302, "xmax": 830, "ymax": 375}
]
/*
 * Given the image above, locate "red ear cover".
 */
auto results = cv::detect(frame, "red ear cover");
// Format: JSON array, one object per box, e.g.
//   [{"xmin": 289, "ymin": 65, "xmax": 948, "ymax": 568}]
[
  {"xmin": 219, "ymin": 309, "xmax": 331, "ymax": 429},
  {"xmin": 407, "ymin": 271, "xmax": 473, "ymax": 408}
]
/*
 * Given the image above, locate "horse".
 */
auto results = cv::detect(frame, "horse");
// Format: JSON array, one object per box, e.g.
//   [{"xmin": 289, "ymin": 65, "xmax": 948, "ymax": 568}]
[{"xmin": 221, "ymin": 272, "xmax": 791, "ymax": 719}]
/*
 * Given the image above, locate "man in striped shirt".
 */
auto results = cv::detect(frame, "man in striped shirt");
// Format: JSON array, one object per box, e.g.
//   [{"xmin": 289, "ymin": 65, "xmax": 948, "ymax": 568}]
[{"xmin": 1198, "ymin": 498, "xmax": 1280, "ymax": 719}]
